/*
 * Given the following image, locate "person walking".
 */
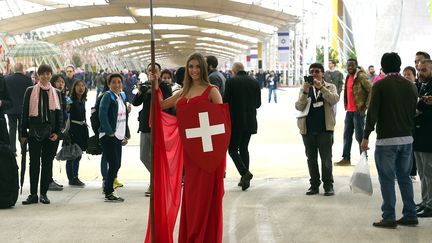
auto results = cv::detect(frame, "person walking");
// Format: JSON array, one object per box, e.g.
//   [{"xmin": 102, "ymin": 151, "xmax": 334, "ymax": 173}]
[{"xmin": 223, "ymin": 62, "xmax": 261, "ymax": 191}]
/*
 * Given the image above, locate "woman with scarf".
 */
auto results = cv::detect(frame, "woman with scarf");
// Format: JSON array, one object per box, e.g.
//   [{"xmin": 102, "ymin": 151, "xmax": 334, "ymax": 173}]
[{"xmin": 21, "ymin": 64, "xmax": 63, "ymax": 205}]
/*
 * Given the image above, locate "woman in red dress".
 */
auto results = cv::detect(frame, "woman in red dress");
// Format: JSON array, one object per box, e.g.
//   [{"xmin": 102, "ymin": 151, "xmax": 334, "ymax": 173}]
[{"xmin": 156, "ymin": 52, "xmax": 226, "ymax": 243}]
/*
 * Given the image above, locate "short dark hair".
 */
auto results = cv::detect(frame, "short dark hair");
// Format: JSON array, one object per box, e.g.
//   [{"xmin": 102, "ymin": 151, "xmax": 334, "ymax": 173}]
[
  {"xmin": 174, "ymin": 67, "xmax": 185, "ymax": 86},
  {"xmin": 403, "ymin": 66, "xmax": 416, "ymax": 77},
  {"xmin": 206, "ymin": 55, "xmax": 218, "ymax": 68},
  {"xmin": 368, "ymin": 65, "xmax": 374, "ymax": 69},
  {"xmin": 37, "ymin": 64, "xmax": 53, "ymax": 75},
  {"xmin": 416, "ymin": 51, "xmax": 430, "ymax": 60},
  {"xmin": 107, "ymin": 73, "xmax": 123, "ymax": 85},
  {"xmin": 381, "ymin": 52, "xmax": 401, "ymax": 74},
  {"xmin": 146, "ymin": 62, "xmax": 161, "ymax": 72},
  {"xmin": 50, "ymin": 74, "xmax": 65, "ymax": 87},
  {"xmin": 309, "ymin": 63, "xmax": 325, "ymax": 73},
  {"xmin": 329, "ymin": 59, "xmax": 337, "ymax": 65},
  {"xmin": 347, "ymin": 58, "xmax": 358, "ymax": 66},
  {"xmin": 161, "ymin": 69, "xmax": 173, "ymax": 79}
]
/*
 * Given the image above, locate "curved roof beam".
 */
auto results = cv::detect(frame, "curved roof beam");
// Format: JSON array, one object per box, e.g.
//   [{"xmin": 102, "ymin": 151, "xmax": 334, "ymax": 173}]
[
  {"xmin": 0, "ymin": 2, "xmax": 296, "ymax": 35},
  {"xmin": 78, "ymin": 29, "xmax": 252, "ymax": 50},
  {"xmin": 43, "ymin": 19, "xmax": 265, "ymax": 44},
  {"xmin": 110, "ymin": 0, "xmax": 296, "ymax": 26},
  {"xmin": 129, "ymin": 45, "xmax": 236, "ymax": 59}
]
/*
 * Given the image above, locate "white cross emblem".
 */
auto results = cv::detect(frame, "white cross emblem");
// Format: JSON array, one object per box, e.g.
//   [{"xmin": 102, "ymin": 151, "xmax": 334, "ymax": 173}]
[{"xmin": 185, "ymin": 112, "xmax": 225, "ymax": 152}]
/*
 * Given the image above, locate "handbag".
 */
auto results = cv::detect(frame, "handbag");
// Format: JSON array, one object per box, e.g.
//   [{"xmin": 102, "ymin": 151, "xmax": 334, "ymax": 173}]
[
  {"xmin": 86, "ymin": 135, "xmax": 102, "ymax": 155},
  {"xmin": 296, "ymin": 97, "xmax": 312, "ymax": 118},
  {"xmin": 55, "ymin": 138, "xmax": 83, "ymax": 161},
  {"xmin": 349, "ymin": 152, "xmax": 373, "ymax": 195}
]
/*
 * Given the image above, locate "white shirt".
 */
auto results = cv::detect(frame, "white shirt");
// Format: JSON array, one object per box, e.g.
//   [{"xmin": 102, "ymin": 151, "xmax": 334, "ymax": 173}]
[{"xmin": 115, "ymin": 95, "xmax": 127, "ymax": 140}]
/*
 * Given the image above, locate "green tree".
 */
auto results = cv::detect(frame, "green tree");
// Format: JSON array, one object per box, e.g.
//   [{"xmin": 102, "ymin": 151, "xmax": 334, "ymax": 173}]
[
  {"xmin": 316, "ymin": 46, "xmax": 339, "ymax": 64},
  {"xmin": 72, "ymin": 53, "xmax": 82, "ymax": 67}
]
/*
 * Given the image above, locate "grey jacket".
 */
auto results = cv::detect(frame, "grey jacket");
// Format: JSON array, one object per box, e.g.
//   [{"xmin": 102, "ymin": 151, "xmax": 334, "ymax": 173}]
[{"xmin": 295, "ymin": 82, "xmax": 339, "ymax": 135}]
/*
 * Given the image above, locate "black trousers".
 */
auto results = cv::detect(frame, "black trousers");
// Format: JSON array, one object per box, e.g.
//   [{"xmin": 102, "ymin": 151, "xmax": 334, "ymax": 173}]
[
  {"xmin": 28, "ymin": 136, "xmax": 56, "ymax": 195},
  {"xmin": 0, "ymin": 116, "xmax": 9, "ymax": 145},
  {"xmin": 228, "ymin": 129, "xmax": 252, "ymax": 177},
  {"xmin": 302, "ymin": 132, "xmax": 334, "ymax": 189},
  {"xmin": 100, "ymin": 136, "xmax": 122, "ymax": 196},
  {"xmin": 7, "ymin": 114, "xmax": 21, "ymax": 153}
]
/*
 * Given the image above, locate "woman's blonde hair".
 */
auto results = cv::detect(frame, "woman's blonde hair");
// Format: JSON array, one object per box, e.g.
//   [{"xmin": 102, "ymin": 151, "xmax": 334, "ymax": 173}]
[{"xmin": 181, "ymin": 52, "xmax": 209, "ymax": 96}]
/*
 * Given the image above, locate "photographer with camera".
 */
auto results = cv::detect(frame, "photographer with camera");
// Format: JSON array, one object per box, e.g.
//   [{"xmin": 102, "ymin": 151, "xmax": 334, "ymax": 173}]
[
  {"xmin": 132, "ymin": 63, "xmax": 173, "ymax": 197},
  {"xmin": 295, "ymin": 63, "xmax": 339, "ymax": 196}
]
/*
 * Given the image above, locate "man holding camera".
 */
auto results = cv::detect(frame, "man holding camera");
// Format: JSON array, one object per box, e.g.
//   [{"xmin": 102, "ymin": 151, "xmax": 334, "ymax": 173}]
[
  {"xmin": 132, "ymin": 63, "xmax": 172, "ymax": 196},
  {"xmin": 295, "ymin": 63, "xmax": 339, "ymax": 196}
]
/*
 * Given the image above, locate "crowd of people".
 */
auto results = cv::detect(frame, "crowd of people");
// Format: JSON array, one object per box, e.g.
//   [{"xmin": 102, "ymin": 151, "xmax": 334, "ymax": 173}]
[
  {"xmin": 295, "ymin": 51, "xmax": 432, "ymax": 229},
  {"xmin": 0, "ymin": 49, "xmax": 431, "ymax": 240}
]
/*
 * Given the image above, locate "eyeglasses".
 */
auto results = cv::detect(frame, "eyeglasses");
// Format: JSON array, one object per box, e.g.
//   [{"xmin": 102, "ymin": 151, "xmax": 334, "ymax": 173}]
[{"xmin": 309, "ymin": 69, "xmax": 321, "ymax": 74}]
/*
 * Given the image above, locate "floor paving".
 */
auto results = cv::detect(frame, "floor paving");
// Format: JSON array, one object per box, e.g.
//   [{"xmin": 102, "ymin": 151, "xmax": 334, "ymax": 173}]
[{"xmin": 2, "ymin": 87, "xmax": 430, "ymax": 243}]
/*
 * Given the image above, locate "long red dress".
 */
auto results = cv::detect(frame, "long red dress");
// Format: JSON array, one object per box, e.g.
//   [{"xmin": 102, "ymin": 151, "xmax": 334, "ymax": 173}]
[{"xmin": 177, "ymin": 86, "xmax": 226, "ymax": 243}]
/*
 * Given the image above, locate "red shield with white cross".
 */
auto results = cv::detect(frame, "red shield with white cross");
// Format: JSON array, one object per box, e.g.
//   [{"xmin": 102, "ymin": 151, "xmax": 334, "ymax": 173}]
[{"xmin": 176, "ymin": 101, "xmax": 231, "ymax": 173}]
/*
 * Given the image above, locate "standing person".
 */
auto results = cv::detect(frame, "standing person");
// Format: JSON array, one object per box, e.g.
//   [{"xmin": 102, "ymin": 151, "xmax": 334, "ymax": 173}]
[
  {"xmin": 4, "ymin": 63, "xmax": 33, "ymax": 156},
  {"xmin": 132, "ymin": 63, "xmax": 172, "ymax": 196},
  {"xmin": 361, "ymin": 52, "xmax": 418, "ymax": 228},
  {"xmin": 223, "ymin": 62, "xmax": 261, "ymax": 191},
  {"xmin": 267, "ymin": 71, "xmax": 279, "ymax": 103},
  {"xmin": 335, "ymin": 59, "xmax": 371, "ymax": 166},
  {"xmin": 67, "ymin": 80, "xmax": 89, "ymax": 187},
  {"xmin": 403, "ymin": 66, "xmax": 418, "ymax": 181},
  {"xmin": 367, "ymin": 65, "xmax": 377, "ymax": 82},
  {"xmin": 324, "ymin": 59, "xmax": 344, "ymax": 96},
  {"xmin": 154, "ymin": 52, "xmax": 228, "ymax": 243},
  {"xmin": 256, "ymin": 69, "xmax": 266, "ymax": 89},
  {"xmin": 413, "ymin": 59, "xmax": 432, "ymax": 218},
  {"xmin": 47, "ymin": 74, "xmax": 71, "ymax": 191},
  {"xmin": 0, "ymin": 75, "xmax": 12, "ymax": 145},
  {"xmin": 295, "ymin": 63, "xmax": 339, "ymax": 196},
  {"xmin": 99, "ymin": 73, "xmax": 130, "ymax": 202},
  {"xmin": 21, "ymin": 64, "xmax": 63, "ymax": 205},
  {"xmin": 206, "ymin": 55, "xmax": 226, "ymax": 96},
  {"xmin": 64, "ymin": 65, "xmax": 77, "ymax": 93}
]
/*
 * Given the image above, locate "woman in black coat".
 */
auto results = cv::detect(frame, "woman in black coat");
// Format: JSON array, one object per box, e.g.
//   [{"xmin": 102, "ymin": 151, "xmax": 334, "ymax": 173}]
[{"xmin": 67, "ymin": 80, "xmax": 89, "ymax": 187}]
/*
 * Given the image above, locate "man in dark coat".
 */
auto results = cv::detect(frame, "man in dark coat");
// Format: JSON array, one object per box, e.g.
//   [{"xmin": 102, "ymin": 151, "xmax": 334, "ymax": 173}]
[
  {"xmin": 223, "ymin": 62, "xmax": 261, "ymax": 191},
  {"xmin": 0, "ymin": 75, "xmax": 12, "ymax": 145},
  {"xmin": 5, "ymin": 63, "xmax": 33, "ymax": 154}
]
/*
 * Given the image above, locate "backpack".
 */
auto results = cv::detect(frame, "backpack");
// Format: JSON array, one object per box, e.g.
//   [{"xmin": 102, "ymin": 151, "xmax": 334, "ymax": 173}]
[
  {"xmin": 90, "ymin": 91, "xmax": 127, "ymax": 134},
  {"xmin": 0, "ymin": 145, "xmax": 19, "ymax": 209}
]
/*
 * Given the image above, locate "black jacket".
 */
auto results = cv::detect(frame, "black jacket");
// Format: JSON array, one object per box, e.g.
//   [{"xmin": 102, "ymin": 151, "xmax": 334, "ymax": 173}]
[
  {"xmin": 223, "ymin": 71, "xmax": 261, "ymax": 134},
  {"xmin": 132, "ymin": 81, "xmax": 172, "ymax": 133},
  {"xmin": 414, "ymin": 81, "xmax": 432, "ymax": 152},
  {"xmin": 0, "ymin": 77, "xmax": 12, "ymax": 145},
  {"xmin": 21, "ymin": 86, "xmax": 63, "ymax": 138},
  {"xmin": 4, "ymin": 72, "xmax": 33, "ymax": 115}
]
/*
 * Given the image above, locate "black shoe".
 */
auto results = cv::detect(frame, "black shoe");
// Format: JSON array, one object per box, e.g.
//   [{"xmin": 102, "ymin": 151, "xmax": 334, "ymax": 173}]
[
  {"xmin": 69, "ymin": 178, "xmax": 85, "ymax": 187},
  {"xmin": 48, "ymin": 181, "xmax": 63, "ymax": 191},
  {"xmin": 104, "ymin": 193, "xmax": 125, "ymax": 202},
  {"xmin": 241, "ymin": 171, "xmax": 253, "ymax": 191},
  {"xmin": 416, "ymin": 205, "xmax": 425, "ymax": 213},
  {"xmin": 324, "ymin": 187, "xmax": 335, "ymax": 196},
  {"xmin": 396, "ymin": 217, "xmax": 418, "ymax": 226},
  {"xmin": 306, "ymin": 187, "xmax": 319, "ymax": 195},
  {"xmin": 53, "ymin": 180, "xmax": 63, "ymax": 188},
  {"xmin": 417, "ymin": 207, "xmax": 432, "ymax": 218},
  {"xmin": 39, "ymin": 194, "xmax": 50, "ymax": 204},
  {"xmin": 372, "ymin": 220, "xmax": 397, "ymax": 229},
  {"xmin": 22, "ymin": 194, "xmax": 38, "ymax": 205},
  {"xmin": 238, "ymin": 178, "xmax": 242, "ymax": 187}
]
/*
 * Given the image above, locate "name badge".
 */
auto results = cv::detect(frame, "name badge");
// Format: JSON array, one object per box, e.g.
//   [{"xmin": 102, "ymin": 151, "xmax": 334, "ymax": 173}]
[{"xmin": 313, "ymin": 101, "xmax": 324, "ymax": 108}]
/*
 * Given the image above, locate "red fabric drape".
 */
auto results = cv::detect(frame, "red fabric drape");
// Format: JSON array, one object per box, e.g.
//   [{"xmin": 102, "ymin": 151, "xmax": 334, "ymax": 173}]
[{"xmin": 144, "ymin": 93, "xmax": 183, "ymax": 243}]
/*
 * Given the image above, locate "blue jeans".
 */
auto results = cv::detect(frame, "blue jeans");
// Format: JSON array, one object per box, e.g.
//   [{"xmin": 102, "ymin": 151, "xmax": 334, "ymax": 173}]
[
  {"xmin": 375, "ymin": 144, "xmax": 417, "ymax": 221},
  {"xmin": 66, "ymin": 156, "xmax": 81, "ymax": 181},
  {"xmin": 342, "ymin": 111, "xmax": 365, "ymax": 160},
  {"xmin": 268, "ymin": 88, "xmax": 277, "ymax": 103}
]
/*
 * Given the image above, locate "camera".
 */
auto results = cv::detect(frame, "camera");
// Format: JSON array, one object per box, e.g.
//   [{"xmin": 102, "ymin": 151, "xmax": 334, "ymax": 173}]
[
  {"xmin": 139, "ymin": 82, "xmax": 152, "ymax": 93},
  {"xmin": 304, "ymin": 75, "xmax": 314, "ymax": 84}
]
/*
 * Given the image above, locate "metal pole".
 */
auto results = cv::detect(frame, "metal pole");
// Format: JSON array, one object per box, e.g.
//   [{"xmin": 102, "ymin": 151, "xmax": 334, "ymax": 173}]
[{"xmin": 149, "ymin": 0, "xmax": 156, "ymax": 242}]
